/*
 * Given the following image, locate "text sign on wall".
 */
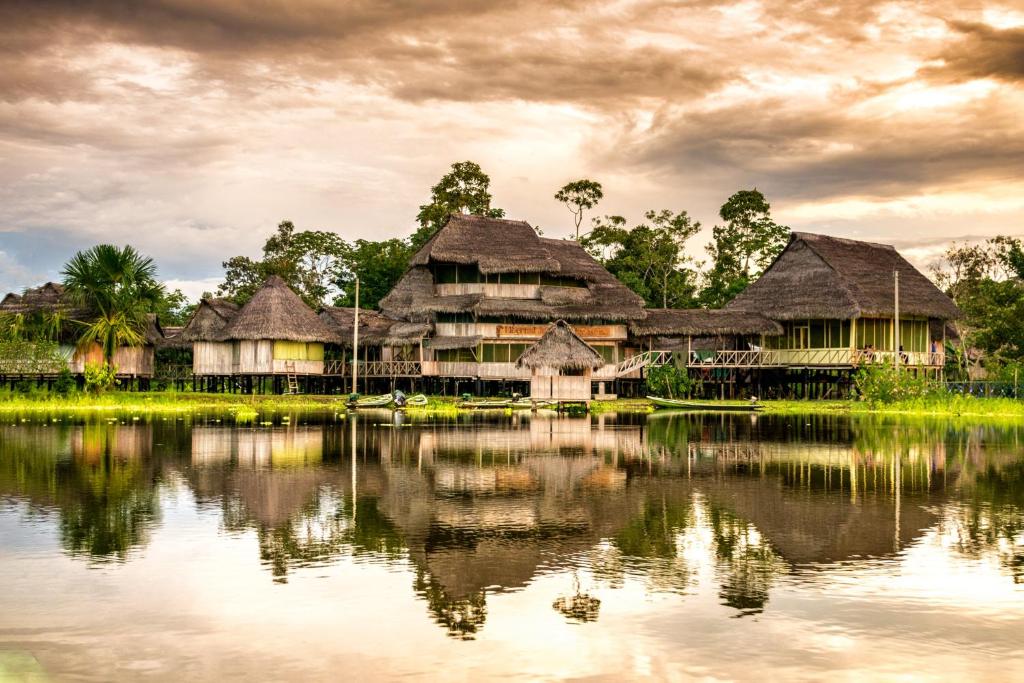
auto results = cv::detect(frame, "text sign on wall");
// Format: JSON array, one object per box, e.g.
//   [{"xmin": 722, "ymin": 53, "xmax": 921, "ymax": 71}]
[{"xmin": 496, "ymin": 324, "xmax": 622, "ymax": 339}]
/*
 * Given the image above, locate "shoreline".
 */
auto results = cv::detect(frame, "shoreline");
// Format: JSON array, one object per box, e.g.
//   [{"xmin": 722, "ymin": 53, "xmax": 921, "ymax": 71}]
[{"xmin": 0, "ymin": 392, "xmax": 1023, "ymax": 419}]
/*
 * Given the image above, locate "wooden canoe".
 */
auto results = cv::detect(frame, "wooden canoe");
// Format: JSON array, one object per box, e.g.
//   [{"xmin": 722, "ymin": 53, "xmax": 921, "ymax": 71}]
[{"xmin": 646, "ymin": 396, "xmax": 764, "ymax": 412}]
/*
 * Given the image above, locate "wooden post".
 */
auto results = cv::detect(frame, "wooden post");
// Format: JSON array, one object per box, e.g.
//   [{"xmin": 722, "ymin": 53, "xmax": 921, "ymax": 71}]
[
  {"xmin": 352, "ymin": 276, "xmax": 359, "ymax": 395},
  {"xmin": 894, "ymin": 270, "xmax": 900, "ymax": 370}
]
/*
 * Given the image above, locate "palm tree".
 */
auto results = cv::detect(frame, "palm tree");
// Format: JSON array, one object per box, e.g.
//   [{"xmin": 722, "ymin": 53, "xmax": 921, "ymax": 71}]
[{"xmin": 61, "ymin": 245, "xmax": 164, "ymax": 366}]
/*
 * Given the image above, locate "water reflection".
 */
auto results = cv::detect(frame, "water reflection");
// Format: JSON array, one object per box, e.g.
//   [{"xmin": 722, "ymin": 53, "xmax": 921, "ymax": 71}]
[{"xmin": 1, "ymin": 411, "xmax": 1023, "ymax": 650}]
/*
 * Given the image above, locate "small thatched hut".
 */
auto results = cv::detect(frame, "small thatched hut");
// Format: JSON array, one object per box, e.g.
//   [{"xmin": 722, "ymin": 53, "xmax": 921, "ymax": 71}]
[
  {"xmin": 0, "ymin": 282, "xmax": 161, "ymax": 378},
  {"xmin": 516, "ymin": 320, "xmax": 604, "ymax": 401},
  {"xmin": 172, "ymin": 297, "xmax": 240, "ymax": 375},
  {"xmin": 725, "ymin": 232, "xmax": 960, "ymax": 367},
  {"xmin": 217, "ymin": 276, "xmax": 335, "ymax": 375}
]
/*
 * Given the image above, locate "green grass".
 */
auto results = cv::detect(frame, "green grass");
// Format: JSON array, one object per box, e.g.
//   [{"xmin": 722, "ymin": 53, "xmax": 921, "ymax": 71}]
[
  {"xmin": 0, "ymin": 390, "xmax": 349, "ymax": 414},
  {"xmin": 4, "ymin": 390, "xmax": 1024, "ymax": 420}
]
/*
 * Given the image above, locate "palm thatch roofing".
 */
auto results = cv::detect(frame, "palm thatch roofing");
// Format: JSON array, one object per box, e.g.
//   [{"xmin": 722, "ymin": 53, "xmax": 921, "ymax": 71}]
[
  {"xmin": 174, "ymin": 298, "xmax": 240, "ymax": 343},
  {"xmin": 0, "ymin": 282, "xmax": 81, "ymax": 316},
  {"xmin": 384, "ymin": 321, "xmax": 432, "ymax": 346},
  {"xmin": 630, "ymin": 309, "xmax": 783, "ymax": 337},
  {"xmin": 381, "ymin": 217, "xmax": 646, "ymax": 323},
  {"xmin": 427, "ymin": 335, "xmax": 482, "ymax": 350},
  {"xmin": 217, "ymin": 276, "xmax": 335, "ymax": 343},
  {"xmin": 516, "ymin": 320, "xmax": 604, "ymax": 371},
  {"xmin": 726, "ymin": 232, "xmax": 961, "ymax": 321},
  {"xmin": 319, "ymin": 307, "xmax": 396, "ymax": 347},
  {"xmin": 410, "ymin": 214, "xmax": 563, "ymax": 275}
]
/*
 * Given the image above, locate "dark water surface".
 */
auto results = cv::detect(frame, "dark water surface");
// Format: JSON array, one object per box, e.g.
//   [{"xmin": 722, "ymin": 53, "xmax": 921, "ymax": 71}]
[{"xmin": 1, "ymin": 410, "xmax": 1023, "ymax": 681}]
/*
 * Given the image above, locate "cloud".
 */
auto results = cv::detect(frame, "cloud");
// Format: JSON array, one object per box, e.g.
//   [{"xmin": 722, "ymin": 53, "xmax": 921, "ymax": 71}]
[
  {"xmin": 0, "ymin": 0, "xmax": 1021, "ymax": 296},
  {"xmin": 924, "ymin": 21, "xmax": 1024, "ymax": 83}
]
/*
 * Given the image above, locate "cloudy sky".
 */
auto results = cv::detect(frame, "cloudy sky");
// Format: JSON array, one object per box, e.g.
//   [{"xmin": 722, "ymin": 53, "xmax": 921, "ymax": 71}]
[{"xmin": 1, "ymin": 0, "xmax": 1022, "ymax": 297}]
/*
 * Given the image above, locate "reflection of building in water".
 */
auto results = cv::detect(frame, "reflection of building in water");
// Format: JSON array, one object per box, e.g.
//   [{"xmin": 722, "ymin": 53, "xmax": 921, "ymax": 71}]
[{"xmin": 0, "ymin": 423, "xmax": 159, "ymax": 561}]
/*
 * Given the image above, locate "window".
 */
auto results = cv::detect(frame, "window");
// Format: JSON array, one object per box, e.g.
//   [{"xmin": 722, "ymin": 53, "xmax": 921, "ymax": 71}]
[
  {"xmin": 810, "ymin": 320, "xmax": 826, "ymax": 348},
  {"xmin": 434, "ymin": 264, "xmax": 458, "ymax": 284},
  {"xmin": 273, "ymin": 342, "xmax": 324, "ymax": 361},
  {"xmin": 594, "ymin": 345, "xmax": 616, "ymax": 364},
  {"xmin": 457, "ymin": 264, "xmax": 481, "ymax": 283},
  {"xmin": 436, "ymin": 348, "xmax": 476, "ymax": 362}
]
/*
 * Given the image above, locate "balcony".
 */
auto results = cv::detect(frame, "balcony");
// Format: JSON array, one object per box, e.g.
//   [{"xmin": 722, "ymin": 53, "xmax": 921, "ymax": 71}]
[{"xmin": 685, "ymin": 348, "xmax": 944, "ymax": 369}]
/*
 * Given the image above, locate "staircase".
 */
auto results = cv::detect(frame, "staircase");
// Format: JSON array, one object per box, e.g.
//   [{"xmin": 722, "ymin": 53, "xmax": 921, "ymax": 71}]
[
  {"xmin": 613, "ymin": 350, "xmax": 673, "ymax": 377},
  {"xmin": 284, "ymin": 362, "xmax": 300, "ymax": 394}
]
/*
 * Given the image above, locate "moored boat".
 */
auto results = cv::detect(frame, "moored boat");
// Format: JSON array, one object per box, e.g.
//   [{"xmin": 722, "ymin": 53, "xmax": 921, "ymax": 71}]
[{"xmin": 646, "ymin": 396, "xmax": 764, "ymax": 411}]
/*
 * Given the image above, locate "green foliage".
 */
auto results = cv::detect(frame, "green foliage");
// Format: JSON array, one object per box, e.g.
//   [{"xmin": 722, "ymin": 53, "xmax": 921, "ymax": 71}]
[
  {"xmin": 61, "ymin": 244, "xmax": 163, "ymax": 363},
  {"xmin": 554, "ymin": 179, "xmax": 603, "ymax": 239},
  {"xmin": 83, "ymin": 361, "xmax": 118, "ymax": 395},
  {"xmin": 333, "ymin": 238, "xmax": 412, "ymax": 310},
  {"xmin": 53, "ymin": 367, "xmax": 76, "ymax": 396},
  {"xmin": 219, "ymin": 220, "xmax": 346, "ymax": 309},
  {"xmin": 646, "ymin": 364, "xmax": 695, "ymax": 399},
  {"xmin": 0, "ymin": 340, "xmax": 65, "ymax": 374},
  {"xmin": 854, "ymin": 364, "xmax": 937, "ymax": 405},
  {"xmin": 412, "ymin": 161, "xmax": 505, "ymax": 248},
  {"xmin": 151, "ymin": 288, "xmax": 193, "ymax": 326},
  {"xmin": 582, "ymin": 210, "xmax": 701, "ymax": 309},
  {"xmin": 700, "ymin": 189, "xmax": 788, "ymax": 308}
]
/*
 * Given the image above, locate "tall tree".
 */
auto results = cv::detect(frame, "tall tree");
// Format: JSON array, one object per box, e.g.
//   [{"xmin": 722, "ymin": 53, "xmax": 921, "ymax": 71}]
[
  {"xmin": 555, "ymin": 179, "xmax": 603, "ymax": 239},
  {"xmin": 411, "ymin": 161, "xmax": 505, "ymax": 248},
  {"xmin": 61, "ymin": 244, "xmax": 164, "ymax": 364},
  {"xmin": 333, "ymin": 238, "xmax": 412, "ymax": 310},
  {"xmin": 700, "ymin": 189, "xmax": 788, "ymax": 308},
  {"xmin": 582, "ymin": 210, "xmax": 701, "ymax": 309},
  {"xmin": 218, "ymin": 220, "xmax": 346, "ymax": 309}
]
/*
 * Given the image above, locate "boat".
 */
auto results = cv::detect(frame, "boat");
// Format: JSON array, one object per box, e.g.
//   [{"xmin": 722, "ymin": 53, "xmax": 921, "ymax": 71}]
[
  {"xmin": 349, "ymin": 394, "xmax": 394, "ymax": 408},
  {"xmin": 646, "ymin": 396, "xmax": 764, "ymax": 412},
  {"xmin": 405, "ymin": 394, "xmax": 428, "ymax": 406},
  {"xmin": 458, "ymin": 398, "xmax": 555, "ymax": 410}
]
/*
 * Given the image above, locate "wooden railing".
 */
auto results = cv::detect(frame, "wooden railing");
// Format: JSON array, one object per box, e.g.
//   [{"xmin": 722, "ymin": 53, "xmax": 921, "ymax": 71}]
[
  {"xmin": 686, "ymin": 348, "xmax": 945, "ymax": 368},
  {"xmin": 613, "ymin": 350, "xmax": 673, "ymax": 377},
  {"xmin": 324, "ymin": 360, "xmax": 421, "ymax": 376}
]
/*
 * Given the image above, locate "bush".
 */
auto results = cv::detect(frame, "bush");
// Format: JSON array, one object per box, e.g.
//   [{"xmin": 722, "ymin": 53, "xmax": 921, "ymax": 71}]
[
  {"xmin": 53, "ymin": 366, "xmax": 76, "ymax": 396},
  {"xmin": 646, "ymin": 364, "xmax": 696, "ymax": 399},
  {"xmin": 854, "ymin": 364, "xmax": 937, "ymax": 404},
  {"xmin": 84, "ymin": 362, "xmax": 118, "ymax": 395}
]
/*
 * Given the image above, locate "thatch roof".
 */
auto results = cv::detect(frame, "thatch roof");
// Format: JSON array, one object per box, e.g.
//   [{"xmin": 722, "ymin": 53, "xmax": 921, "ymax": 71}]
[
  {"xmin": 516, "ymin": 320, "xmax": 604, "ymax": 371},
  {"xmin": 175, "ymin": 298, "xmax": 240, "ymax": 343},
  {"xmin": 427, "ymin": 335, "xmax": 482, "ymax": 350},
  {"xmin": 630, "ymin": 309, "xmax": 783, "ymax": 337},
  {"xmin": 0, "ymin": 282, "xmax": 80, "ymax": 316},
  {"xmin": 144, "ymin": 314, "xmax": 165, "ymax": 344},
  {"xmin": 217, "ymin": 276, "xmax": 335, "ymax": 343},
  {"xmin": 727, "ymin": 232, "xmax": 961, "ymax": 321},
  {"xmin": 381, "ymin": 218, "xmax": 646, "ymax": 323},
  {"xmin": 384, "ymin": 321, "xmax": 432, "ymax": 346},
  {"xmin": 410, "ymin": 214, "xmax": 563, "ymax": 275},
  {"xmin": 319, "ymin": 307, "xmax": 396, "ymax": 346}
]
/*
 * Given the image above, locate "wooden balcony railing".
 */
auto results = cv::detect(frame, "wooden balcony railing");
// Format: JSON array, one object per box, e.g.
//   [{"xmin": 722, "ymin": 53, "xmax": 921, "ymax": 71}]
[
  {"xmin": 685, "ymin": 348, "xmax": 945, "ymax": 368},
  {"xmin": 324, "ymin": 360, "xmax": 421, "ymax": 377}
]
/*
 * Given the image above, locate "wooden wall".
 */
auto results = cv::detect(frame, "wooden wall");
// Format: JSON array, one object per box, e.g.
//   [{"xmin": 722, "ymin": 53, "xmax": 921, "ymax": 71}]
[
  {"xmin": 67, "ymin": 342, "xmax": 155, "ymax": 377},
  {"xmin": 193, "ymin": 341, "xmax": 234, "ymax": 376},
  {"xmin": 530, "ymin": 372, "xmax": 591, "ymax": 400}
]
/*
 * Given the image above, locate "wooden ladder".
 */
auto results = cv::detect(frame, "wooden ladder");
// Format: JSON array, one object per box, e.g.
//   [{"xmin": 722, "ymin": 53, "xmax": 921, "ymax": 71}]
[{"xmin": 285, "ymin": 362, "xmax": 300, "ymax": 394}]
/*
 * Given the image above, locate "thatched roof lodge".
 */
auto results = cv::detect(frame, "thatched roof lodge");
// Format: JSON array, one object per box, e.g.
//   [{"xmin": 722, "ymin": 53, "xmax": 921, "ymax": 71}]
[
  {"xmin": 713, "ymin": 232, "xmax": 960, "ymax": 368},
  {"xmin": 0, "ymin": 282, "xmax": 161, "ymax": 377},
  {"xmin": 216, "ymin": 275, "xmax": 335, "ymax": 375},
  {"xmin": 380, "ymin": 215, "xmax": 647, "ymax": 383}
]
